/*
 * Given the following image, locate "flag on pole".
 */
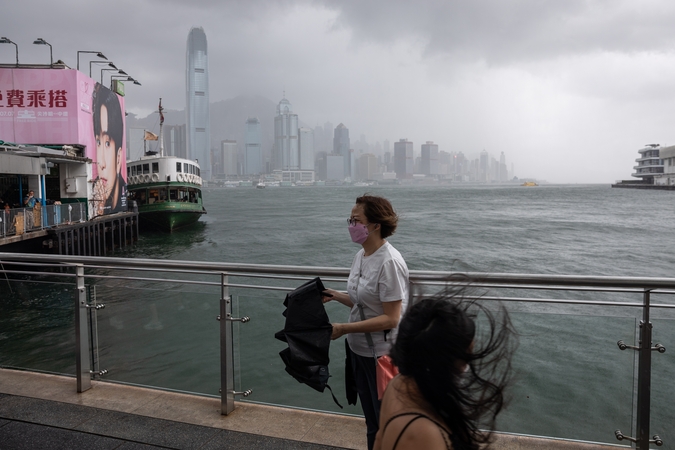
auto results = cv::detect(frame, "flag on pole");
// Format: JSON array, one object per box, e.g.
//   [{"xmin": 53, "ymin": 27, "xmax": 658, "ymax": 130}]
[
  {"xmin": 144, "ymin": 130, "xmax": 159, "ymax": 141},
  {"xmin": 159, "ymin": 98, "xmax": 164, "ymax": 125}
]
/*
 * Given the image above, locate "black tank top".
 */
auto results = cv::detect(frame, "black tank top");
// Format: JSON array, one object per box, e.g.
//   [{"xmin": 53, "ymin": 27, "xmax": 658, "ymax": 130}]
[{"xmin": 382, "ymin": 412, "xmax": 452, "ymax": 450}]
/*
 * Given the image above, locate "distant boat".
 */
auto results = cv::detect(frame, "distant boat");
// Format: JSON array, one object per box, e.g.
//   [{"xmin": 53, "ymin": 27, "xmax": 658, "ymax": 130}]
[
  {"xmin": 256, "ymin": 180, "xmax": 266, "ymax": 189},
  {"xmin": 127, "ymin": 99, "xmax": 206, "ymax": 232},
  {"xmin": 521, "ymin": 181, "xmax": 538, "ymax": 186}
]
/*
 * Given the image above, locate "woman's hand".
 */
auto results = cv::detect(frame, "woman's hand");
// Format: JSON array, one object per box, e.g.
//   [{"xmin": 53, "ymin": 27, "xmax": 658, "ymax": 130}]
[
  {"xmin": 322, "ymin": 289, "xmax": 353, "ymax": 307},
  {"xmin": 331, "ymin": 323, "xmax": 346, "ymax": 340}
]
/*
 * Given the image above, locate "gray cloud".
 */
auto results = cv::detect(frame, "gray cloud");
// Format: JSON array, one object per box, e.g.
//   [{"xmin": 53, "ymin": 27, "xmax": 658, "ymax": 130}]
[{"xmin": 2, "ymin": 0, "xmax": 675, "ymax": 182}]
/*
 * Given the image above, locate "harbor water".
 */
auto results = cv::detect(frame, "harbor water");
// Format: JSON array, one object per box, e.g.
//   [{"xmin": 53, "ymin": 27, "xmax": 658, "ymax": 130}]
[{"xmin": 1, "ymin": 184, "xmax": 675, "ymax": 445}]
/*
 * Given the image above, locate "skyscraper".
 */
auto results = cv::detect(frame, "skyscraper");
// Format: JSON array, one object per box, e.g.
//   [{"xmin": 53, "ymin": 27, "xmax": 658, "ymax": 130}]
[
  {"xmin": 274, "ymin": 97, "xmax": 299, "ymax": 170},
  {"xmin": 245, "ymin": 117, "xmax": 262, "ymax": 175},
  {"xmin": 298, "ymin": 127, "xmax": 314, "ymax": 170},
  {"xmin": 220, "ymin": 140, "xmax": 238, "ymax": 176},
  {"xmin": 186, "ymin": 27, "xmax": 211, "ymax": 180},
  {"xmin": 333, "ymin": 123, "xmax": 350, "ymax": 179},
  {"xmin": 394, "ymin": 139, "xmax": 413, "ymax": 179},
  {"xmin": 420, "ymin": 141, "xmax": 439, "ymax": 176}
]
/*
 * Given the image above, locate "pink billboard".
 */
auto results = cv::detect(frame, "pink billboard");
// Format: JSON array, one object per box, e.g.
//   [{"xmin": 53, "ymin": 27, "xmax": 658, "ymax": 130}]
[{"xmin": 0, "ymin": 68, "xmax": 127, "ymax": 215}]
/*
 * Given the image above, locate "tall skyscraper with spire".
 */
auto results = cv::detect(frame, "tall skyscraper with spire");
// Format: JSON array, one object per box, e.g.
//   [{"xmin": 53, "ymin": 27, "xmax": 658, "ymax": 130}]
[
  {"xmin": 186, "ymin": 27, "xmax": 211, "ymax": 180},
  {"xmin": 274, "ymin": 95, "xmax": 299, "ymax": 170}
]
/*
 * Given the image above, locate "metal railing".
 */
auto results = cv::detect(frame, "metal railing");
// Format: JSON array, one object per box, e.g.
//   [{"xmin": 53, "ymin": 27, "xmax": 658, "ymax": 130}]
[
  {"xmin": 0, "ymin": 203, "xmax": 86, "ymax": 237},
  {"xmin": 0, "ymin": 252, "xmax": 672, "ymax": 449}
]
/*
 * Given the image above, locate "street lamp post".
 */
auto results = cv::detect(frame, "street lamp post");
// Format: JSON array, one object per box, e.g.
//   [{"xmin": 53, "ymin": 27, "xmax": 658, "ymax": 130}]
[
  {"xmin": 77, "ymin": 50, "xmax": 107, "ymax": 71},
  {"xmin": 110, "ymin": 75, "xmax": 141, "ymax": 90},
  {"xmin": 101, "ymin": 68, "xmax": 125, "ymax": 85},
  {"xmin": 33, "ymin": 38, "xmax": 53, "ymax": 67},
  {"xmin": 0, "ymin": 37, "xmax": 18, "ymax": 66},
  {"xmin": 90, "ymin": 61, "xmax": 116, "ymax": 78}
]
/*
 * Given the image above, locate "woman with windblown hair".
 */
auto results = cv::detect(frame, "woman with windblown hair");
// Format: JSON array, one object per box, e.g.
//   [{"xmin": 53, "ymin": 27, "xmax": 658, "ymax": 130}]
[{"xmin": 374, "ymin": 289, "xmax": 516, "ymax": 450}]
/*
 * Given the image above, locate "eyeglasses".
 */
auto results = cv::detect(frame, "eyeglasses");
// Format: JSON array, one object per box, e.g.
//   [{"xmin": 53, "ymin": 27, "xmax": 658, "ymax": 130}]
[{"xmin": 347, "ymin": 218, "xmax": 374, "ymax": 226}]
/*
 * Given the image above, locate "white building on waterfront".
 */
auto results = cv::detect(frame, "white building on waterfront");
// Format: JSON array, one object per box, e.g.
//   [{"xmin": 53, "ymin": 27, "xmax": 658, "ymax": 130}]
[
  {"xmin": 186, "ymin": 27, "xmax": 211, "ymax": 180},
  {"xmin": 654, "ymin": 145, "xmax": 675, "ymax": 186},
  {"xmin": 632, "ymin": 144, "xmax": 664, "ymax": 184}
]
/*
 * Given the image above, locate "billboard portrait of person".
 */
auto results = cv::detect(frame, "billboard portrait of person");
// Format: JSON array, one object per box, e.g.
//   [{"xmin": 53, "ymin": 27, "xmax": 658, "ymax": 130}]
[{"xmin": 92, "ymin": 83, "xmax": 127, "ymax": 216}]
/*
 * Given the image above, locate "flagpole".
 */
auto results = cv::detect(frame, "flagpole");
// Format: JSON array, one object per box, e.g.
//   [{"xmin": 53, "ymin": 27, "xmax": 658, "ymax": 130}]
[{"xmin": 158, "ymin": 98, "xmax": 164, "ymax": 157}]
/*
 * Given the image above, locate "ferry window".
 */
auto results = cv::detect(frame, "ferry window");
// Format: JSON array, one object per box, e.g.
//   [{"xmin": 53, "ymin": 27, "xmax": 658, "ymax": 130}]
[
  {"xmin": 176, "ymin": 162, "xmax": 182, "ymax": 172},
  {"xmin": 197, "ymin": 167, "xmax": 200, "ymax": 176},
  {"xmin": 143, "ymin": 164, "xmax": 150, "ymax": 174},
  {"xmin": 127, "ymin": 167, "xmax": 130, "ymax": 177},
  {"xmin": 169, "ymin": 189, "xmax": 178, "ymax": 200},
  {"xmin": 152, "ymin": 162, "xmax": 159, "ymax": 173},
  {"xmin": 131, "ymin": 166, "xmax": 136, "ymax": 176},
  {"xmin": 136, "ymin": 190, "xmax": 147, "ymax": 205},
  {"xmin": 159, "ymin": 188, "xmax": 167, "ymax": 201},
  {"xmin": 148, "ymin": 189, "xmax": 160, "ymax": 204},
  {"xmin": 179, "ymin": 188, "xmax": 188, "ymax": 201},
  {"xmin": 183, "ymin": 163, "xmax": 188, "ymax": 173},
  {"xmin": 190, "ymin": 164, "xmax": 194, "ymax": 174}
]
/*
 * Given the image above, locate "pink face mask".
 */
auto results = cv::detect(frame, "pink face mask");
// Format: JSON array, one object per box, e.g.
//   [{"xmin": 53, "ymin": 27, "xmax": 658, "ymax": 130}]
[{"xmin": 348, "ymin": 223, "xmax": 369, "ymax": 244}]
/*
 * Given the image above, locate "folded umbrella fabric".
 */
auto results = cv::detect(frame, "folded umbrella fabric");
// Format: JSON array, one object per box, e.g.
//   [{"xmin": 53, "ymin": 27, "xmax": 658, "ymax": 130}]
[{"xmin": 274, "ymin": 277, "xmax": 342, "ymax": 408}]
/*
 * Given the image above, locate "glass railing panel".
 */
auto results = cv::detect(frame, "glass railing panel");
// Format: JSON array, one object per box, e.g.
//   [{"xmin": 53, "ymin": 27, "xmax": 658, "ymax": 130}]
[
  {"xmin": 497, "ymin": 311, "xmax": 637, "ymax": 445},
  {"xmin": 233, "ymin": 292, "xmax": 362, "ymax": 415},
  {"xmin": 0, "ymin": 278, "xmax": 78, "ymax": 375},
  {"xmin": 92, "ymin": 281, "xmax": 221, "ymax": 396},
  {"xmin": 650, "ymin": 316, "xmax": 674, "ymax": 448}
]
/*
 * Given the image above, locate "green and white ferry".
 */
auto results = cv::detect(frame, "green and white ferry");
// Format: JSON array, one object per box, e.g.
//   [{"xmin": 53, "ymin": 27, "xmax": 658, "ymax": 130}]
[{"xmin": 126, "ymin": 100, "xmax": 206, "ymax": 232}]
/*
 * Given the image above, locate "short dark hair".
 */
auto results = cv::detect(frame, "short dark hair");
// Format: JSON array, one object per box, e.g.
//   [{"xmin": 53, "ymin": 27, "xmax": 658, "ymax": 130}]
[
  {"xmin": 355, "ymin": 194, "xmax": 398, "ymax": 238},
  {"xmin": 390, "ymin": 285, "xmax": 516, "ymax": 450},
  {"xmin": 92, "ymin": 83, "xmax": 123, "ymax": 151}
]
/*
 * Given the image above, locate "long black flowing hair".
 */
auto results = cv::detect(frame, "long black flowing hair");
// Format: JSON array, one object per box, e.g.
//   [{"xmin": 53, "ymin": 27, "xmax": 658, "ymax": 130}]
[{"xmin": 389, "ymin": 283, "xmax": 517, "ymax": 450}]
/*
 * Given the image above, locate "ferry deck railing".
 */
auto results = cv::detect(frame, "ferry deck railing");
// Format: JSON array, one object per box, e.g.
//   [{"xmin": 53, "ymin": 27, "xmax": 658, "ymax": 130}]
[{"xmin": 0, "ymin": 252, "xmax": 673, "ymax": 449}]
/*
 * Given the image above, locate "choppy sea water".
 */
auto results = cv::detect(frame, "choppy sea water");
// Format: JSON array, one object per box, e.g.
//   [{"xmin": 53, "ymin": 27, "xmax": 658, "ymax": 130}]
[{"xmin": 1, "ymin": 184, "xmax": 674, "ymax": 445}]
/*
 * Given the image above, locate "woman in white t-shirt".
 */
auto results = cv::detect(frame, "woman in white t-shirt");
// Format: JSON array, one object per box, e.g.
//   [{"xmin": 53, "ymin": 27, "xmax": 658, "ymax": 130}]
[{"xmin": 323, "ymin": 194, "xmax": 409, "ymax": 450}]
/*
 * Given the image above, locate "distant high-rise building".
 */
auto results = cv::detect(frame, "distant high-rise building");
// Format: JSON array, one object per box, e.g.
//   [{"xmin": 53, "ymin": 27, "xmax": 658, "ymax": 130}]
[
  {"xmin": 163, "ymin": 124, "xmax": 187, "ymax": 159},
  {"xmin": 323, "ymin": 122, "xmax": 333, "ymax": 154},
  {"xmin": 186, "ymin": 26, "xmax": 211, "ymax": 180},
  {"xmin": 479, "ymin": 150, "xmax": 489, "ymax": 182},
  {"xmin": 333, "ymin": 123, "xmax": 350, "ymax": 179},
  {"xmin": 245, "ymin": 117, "xmax": 262, "ymax": 175},
  {"xmin": 274, "ymin": 97, "xmax": 299, "ymax": 170},
  {"xmin": 298, "ymin": 127, "xmax": 314, "ymax": 171},
  {"xmin": 326, "ymin": 154, "xmax": 344, "ymax": 181},
  {"xmin": 358, "ymin": 153, "xmax": 377, "ymax": 181},
  {"xmin": 220, "ymin": 140, "xmax": 238, "ymax": 176},
  {"xmin": 421, "ymin": 141, "xmax": 439, "ymax": 176},
  {"xmin": 499, "ymin": 151, "xmax": 507, "ymax": 182},
  {"xmin": 394, "ymin": 139, "xmax": 414, "ymax": 179}
]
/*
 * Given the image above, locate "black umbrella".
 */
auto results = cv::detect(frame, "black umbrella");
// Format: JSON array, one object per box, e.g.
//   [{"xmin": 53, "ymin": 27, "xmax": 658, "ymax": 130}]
[{"xmin": 274, "ymin": 277, "xmax": 342, "ymax": 408}]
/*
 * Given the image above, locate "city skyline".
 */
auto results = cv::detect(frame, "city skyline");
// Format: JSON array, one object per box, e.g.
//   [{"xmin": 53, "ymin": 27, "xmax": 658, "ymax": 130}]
[{"xmin": 4, "ymin": 1, "xmax": 675, "ymax": 183}]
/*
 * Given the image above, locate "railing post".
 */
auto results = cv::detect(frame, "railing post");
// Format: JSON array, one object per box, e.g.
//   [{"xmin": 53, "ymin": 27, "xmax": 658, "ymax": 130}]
[
  {"xmin": 75, "ymin": 264, "xmax": 92, "ymax": 392},
  {"xmin": 220, "ymin": 272, "xmax": 235, "ymax": 414},
  {"xmin": 635, "ymin": 289, "xmax": 652, "ymax": 449}
]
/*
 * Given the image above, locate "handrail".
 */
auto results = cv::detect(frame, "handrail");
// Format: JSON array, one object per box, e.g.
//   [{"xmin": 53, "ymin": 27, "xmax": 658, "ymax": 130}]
[
  {"xmin": 0, "ymin": 252, "xmax": 671, "ymax": 449},
  {"xmin": 4, "ymin": 252, "xmax": 675, "ymax": 290}
]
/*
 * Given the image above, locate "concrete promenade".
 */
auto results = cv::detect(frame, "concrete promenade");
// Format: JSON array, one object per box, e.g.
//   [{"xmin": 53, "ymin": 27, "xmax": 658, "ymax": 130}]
[{"xmin": 0, "ymin": 368, "xmax": 621, "ymax": 449}]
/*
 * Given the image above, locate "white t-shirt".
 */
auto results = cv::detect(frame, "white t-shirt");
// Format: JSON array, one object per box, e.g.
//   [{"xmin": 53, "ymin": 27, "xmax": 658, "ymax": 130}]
[{"xmin": 346, "ymin": 241, "xmax": 409, "ymax": 358}]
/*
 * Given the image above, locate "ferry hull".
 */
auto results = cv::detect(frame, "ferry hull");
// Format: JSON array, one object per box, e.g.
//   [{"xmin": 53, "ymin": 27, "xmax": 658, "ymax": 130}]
[{"xmin": 138, "ymin": 206, "xmax": 206, "ymax": 232}]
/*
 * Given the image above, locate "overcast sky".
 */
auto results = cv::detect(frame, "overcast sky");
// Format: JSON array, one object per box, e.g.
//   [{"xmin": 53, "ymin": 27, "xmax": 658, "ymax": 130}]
[{"xmin": 3, "ymin": 0, "xmax": 675, "ymax": 182}]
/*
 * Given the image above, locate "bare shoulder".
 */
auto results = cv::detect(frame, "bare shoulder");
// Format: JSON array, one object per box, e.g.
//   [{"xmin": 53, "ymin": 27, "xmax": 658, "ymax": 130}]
[{"xmin": 381, "ymin": 414, "xmax": 450, "ymax": 450}]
